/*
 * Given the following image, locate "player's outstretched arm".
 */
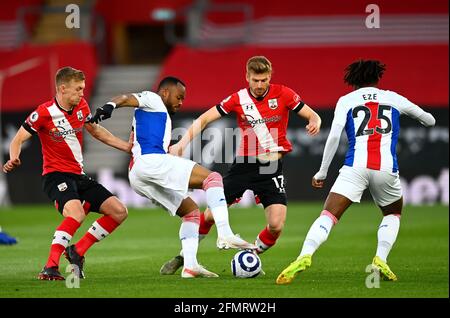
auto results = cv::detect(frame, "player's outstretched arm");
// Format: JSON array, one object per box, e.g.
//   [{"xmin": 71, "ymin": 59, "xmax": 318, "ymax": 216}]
[
  {"xmin": 297, "ymin": 105, "xmax": 321, "ymax": 136},
  {"xmin": 3, "ymin": 126, "xmax": 32, "ymax": 173},
  {"xmin": 417, "ymin": 112, "xmax": 436, "ymax": 127},
  {"xmin": 84, "ymin": 122, "xmax": 132, "ymax": 154},
  {"xmin": 395, "ymin": 94, "xmax": 436, "ymax": 127},
  {"xmin": 312, "ymin": 121, "xmax": 344, "ymax": 188},
  {"xmin": 90, "ymin": 94, "xmax": 140, "ymax": 124},
  {"xmin": 171, "ymin": 106, "xmax": 222, "ymax": 156},
  {"xmin": 406, "ymin": 104, "xmax": 436, "ymax": 127}
]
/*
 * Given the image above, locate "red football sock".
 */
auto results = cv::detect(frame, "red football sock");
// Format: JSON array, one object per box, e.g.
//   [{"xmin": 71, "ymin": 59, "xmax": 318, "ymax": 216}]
[
  {"xmin": 46, "ymin": 217, "xmax": 81, "ymax": 268},
  {"xmin": 199, "ymin": 213, "xmax": 215, "ymax": 235},
  {"xmin": 255, "ymin": 226, "xmax": 280, "ymax": 254},
  {"xmin": 75, "ymin": 215, "xmax": 120, "ymax": 256}
]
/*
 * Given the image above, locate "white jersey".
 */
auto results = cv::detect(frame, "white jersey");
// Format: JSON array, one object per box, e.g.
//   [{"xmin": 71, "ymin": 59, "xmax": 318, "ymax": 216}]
[
  {"xmin": 334, "ymin": 87, "xmax": 426, "ymax": 174},
  {"xmin": 127, "ymin": 90, "xmax": 196, "ymax": 215},
  {"xmin": 130, "ymin": 91, "xmax": 172, "ymax": 159}
]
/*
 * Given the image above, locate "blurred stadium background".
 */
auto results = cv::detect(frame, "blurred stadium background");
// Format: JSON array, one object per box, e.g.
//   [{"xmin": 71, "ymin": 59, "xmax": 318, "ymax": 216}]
[
  {"xmin": 0, "ymin": 0, "xmax": 448, "ymax": 298},
  {"xmin": 0, "ymin": 0, "xmax": 448, "ymax": 207}
]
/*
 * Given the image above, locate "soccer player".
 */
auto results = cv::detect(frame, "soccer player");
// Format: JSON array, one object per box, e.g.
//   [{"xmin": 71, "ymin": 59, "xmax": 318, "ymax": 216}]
[
  {"xmin": 160, "ymin": 56, "xmax": 321, "ymax": 275},
  {"xmin": 276, "ymin": 59, "xmax": 436, "ymax": 285},
  {"xmin": 3, "ymin": 67, "xmax": 130, "ymax": 280},
  {"xmin": 90, "ymin": 76, "xmax": 256, "ymax": 278}
]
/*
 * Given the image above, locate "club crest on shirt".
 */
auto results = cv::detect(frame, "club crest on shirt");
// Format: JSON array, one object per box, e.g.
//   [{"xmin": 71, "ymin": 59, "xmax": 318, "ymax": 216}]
[
  {"xmin": 268, "ymin": 98, "xmax": 278, "ymax": 109},
  {"xmin": 57, "ymin": 182, "xmax": 68, "ymax": 192},
  {"xmin": 77, "ymin": 110, "xmax": 83, "ymax": 121}
]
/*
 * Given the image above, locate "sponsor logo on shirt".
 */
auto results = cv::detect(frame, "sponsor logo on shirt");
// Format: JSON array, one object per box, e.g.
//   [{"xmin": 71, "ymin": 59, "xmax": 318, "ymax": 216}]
[
  {"xmin": 244, "ymin": 114, "xmax": 282, "ymax": 127},
  {"xmin": 49, "ymin": 126, "xmax": 83, "ymax": 142}
]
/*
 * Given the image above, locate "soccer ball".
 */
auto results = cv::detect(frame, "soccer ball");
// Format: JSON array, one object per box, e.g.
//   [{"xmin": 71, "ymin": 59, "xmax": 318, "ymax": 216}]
[{"xmin": 231, "ymin": 250, "xmax": 262, "ymax": 278}]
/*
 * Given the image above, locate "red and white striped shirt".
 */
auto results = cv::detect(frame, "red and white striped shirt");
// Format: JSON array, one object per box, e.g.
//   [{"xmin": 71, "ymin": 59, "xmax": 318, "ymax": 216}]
[
  {"xmin": 216, "ymin": 84, "xmax": 304, "ymax": 156},
  {"xmin": 23, "ymin": 98, "xmax": 92, "ymax": 175}
]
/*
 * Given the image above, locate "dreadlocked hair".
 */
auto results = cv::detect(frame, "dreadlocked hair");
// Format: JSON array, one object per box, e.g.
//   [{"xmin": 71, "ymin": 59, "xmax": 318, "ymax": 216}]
[{"xmin": 344, "ymin": 59, "xmax": 386, "ymax": 88}]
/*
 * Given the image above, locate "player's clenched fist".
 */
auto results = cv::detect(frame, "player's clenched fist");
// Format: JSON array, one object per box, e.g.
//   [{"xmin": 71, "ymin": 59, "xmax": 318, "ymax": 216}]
[
  {"xmin": 90, "ymin": 102, "xmax": 116, "ymax": 123},
  {"xmin": 3, "ymin": 158, "xmax": 21, "ymax": 173},
  {"xmin": 312, "ymin": 177, "xmax": 325, "ymax": 189},
  {"xmin": 312, "ymin": 170, "xmax": 326, "ymax": 189}
]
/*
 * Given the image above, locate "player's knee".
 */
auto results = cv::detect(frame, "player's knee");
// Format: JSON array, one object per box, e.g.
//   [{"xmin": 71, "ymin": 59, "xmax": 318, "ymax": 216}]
[{"xmin": 202, "ymin": 171, "xmax": 223, "ymax": 190}]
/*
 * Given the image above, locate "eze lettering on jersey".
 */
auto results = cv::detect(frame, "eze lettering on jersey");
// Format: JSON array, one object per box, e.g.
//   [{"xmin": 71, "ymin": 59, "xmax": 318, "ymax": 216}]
[{"xmin": 268, "ymin": 98, "xmax": 278, "ymax": 109}]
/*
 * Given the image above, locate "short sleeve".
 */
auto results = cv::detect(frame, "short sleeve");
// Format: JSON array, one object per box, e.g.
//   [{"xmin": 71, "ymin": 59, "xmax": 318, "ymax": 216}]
[
  {"xmin": 132, "ymin": 91, "xmax": 166, "ymax": 111},
  {"xmin": 81, "ymin": 99, "xmax": 93, "ymax": 123},
  {"xmin": 216, "ymin": 94, "xmax": 238, "ymax": 116},
  {"xmin": 283, "ymin": 86, "xmax": 304, "ymax": 112},
  {"xmin": 23, "ymin": 108, "xmax": 44, "ymax": 134},
  {"xmin": 332, "ymin": 97, "xmax": 348, "ymax": 126}
]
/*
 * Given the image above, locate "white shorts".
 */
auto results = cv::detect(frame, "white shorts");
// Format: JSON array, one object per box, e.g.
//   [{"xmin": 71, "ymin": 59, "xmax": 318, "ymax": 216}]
[
  {"xmin": 330, "ymin": 165, "xmax": 402, "ymax": 207},
  {"xmin": 129, "ymin": 154, "xmax": 197, "ymax": 215}
]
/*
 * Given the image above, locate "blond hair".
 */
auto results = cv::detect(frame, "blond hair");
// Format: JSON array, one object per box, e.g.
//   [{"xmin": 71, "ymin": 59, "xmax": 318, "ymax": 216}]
[
  {"xmin": 55, "ymin": 66, "xmax": 85, "ymax": 86},
  {"xmin": 246, "ymin": 56, "xmax": 272, "ymax": 74}
]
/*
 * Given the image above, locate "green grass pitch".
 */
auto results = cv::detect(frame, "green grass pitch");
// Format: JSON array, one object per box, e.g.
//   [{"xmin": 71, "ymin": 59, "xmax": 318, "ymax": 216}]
[{"xmin": 0, "ymin": 203, "xmax": 448, "ymax": 298}]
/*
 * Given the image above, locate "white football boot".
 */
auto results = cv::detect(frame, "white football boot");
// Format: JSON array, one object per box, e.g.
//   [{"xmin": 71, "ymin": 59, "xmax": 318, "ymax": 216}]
[
  {"xmin": 181, "ymin": 265, "xmax": 219, "ymax": 278},
  {"xmin": 216, "ymin": 234, "xmax": 257, "ymax": 250}
]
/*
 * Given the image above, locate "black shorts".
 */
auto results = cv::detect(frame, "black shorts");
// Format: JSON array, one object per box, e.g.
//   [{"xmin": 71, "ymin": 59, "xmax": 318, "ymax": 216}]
[
  {"xmin": 42, "ymin": 172, "xmax": 114, "ymax": 214},
  {"xmin": 223, "ymin": 157, "xmax": 287, "ymax": 208}
]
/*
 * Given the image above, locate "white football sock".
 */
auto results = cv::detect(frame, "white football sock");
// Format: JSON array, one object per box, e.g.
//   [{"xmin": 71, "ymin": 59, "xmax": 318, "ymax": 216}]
[
  {"xmin": 376, "ymin": 214, "xmax": 400, "ymax": 262},
  {"xmin": 179, "ymin": 221, "xmax": 199, "ymax": 269},
  {"xmin": 205, "ymin": 187, "xmax": 233, "ymax": 238},
  {"xmin": 300, "ymin": 212, "xmax": 337, "ymax": 257},
  {"xmin": 179, "ymin": 234, "xmax": 206, "ymax": 257}
]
